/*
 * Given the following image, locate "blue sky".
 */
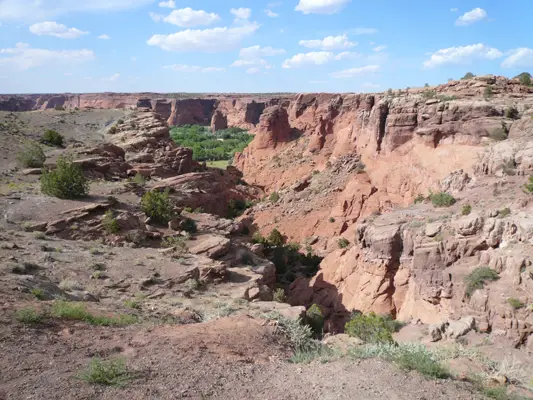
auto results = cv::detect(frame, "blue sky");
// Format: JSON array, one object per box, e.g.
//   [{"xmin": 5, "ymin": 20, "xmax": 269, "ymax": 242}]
[{"xmin": 0, "ymin": 0, "xmax": 532, "ymax": 94}]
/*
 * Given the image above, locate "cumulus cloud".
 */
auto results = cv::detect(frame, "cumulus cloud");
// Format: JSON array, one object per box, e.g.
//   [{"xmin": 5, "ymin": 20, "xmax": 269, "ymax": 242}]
[
  {"xmin": 230, "ymin": 8, "xmax": 252, "ymax": 20},
  {"xmin": 164, "ymin": 64, "xmax": 224, "ymax": 72},
  {"xmin": 295, "ymin": 0, "xmax": 351, "ymax": 14},
  {"xmin": 149, "ymin": 12, "xmax": 164, "ymax": 22},
  {"xmin": 98, "ymin": 34, "xmax": 110, "ymax": 40},
  {"xmin": 239, "ymin": 45, "xmax": 285, "ymax": 59},
  {"xmin": 0, "ymin": 42, "xmax": 94, "ymax": 70},
  {"xmin": 330, "ymin": 64, "xmax": 380, "ymax": 78},
  {"xmin": 29, "ymin": 21, "xmax": 88, "ymax": 39},
  {"xmin": 147, "ymin": 21, "xmax": 259, "ymax": 52},
  {"xmin": 299, "ymin": 34, "xmax": 356, "ymax": 50},
  {"xmin": 450, "ymin": 7, "xmax": 459, "ymax": 12},
  {"xmin": 103, "ymin": 73, "xmax": 120, "ymax": 81},
  {"xmin": 501, "ymin": 48, "xmax": 533, "ymax": 68},
  {"xmin": 334, "ymin": 51, "xmax": 360, "ymax": 60},
  {"xmin": 423, "ymin": 44, "xmax": 502, "ymax": 68},
  {"xmin": 282, "ymin": 51, "xmax": 334, "ymax": 68},
  {"xmin": 0, "ymin": 0, "xmax": 154, "ymax": 21},
  {"xmin": 246, "ymin": 67, "xmax": 261, "ymax": 74},
  {"xmin": 264, "ymin": 9, "xmax": 279, "ymax": 17},
  {"xmin": 163, "ymin": 8, "xmax": 220, "ymax": 27},
  {"xmin": 159, "ymin": 0, "xmax": 176, "ymax": 8},
  {"xmin": 456, "ymin": 8, "xmax": 488, "ymax": 26},
  {"xmin": 372, "ymin": 45, "xmax": 387, "ymax": 52},
  {"xmin": 232, "ymin": 46, "xmax": 284, "ymax": 70}
]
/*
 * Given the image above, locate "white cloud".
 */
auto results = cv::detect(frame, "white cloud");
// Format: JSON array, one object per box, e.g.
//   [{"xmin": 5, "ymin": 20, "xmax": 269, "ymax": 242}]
[
  {"xmin": 0, "ymin": 43, "xmax": 94, "ymax": 70},
  {"xmin": 164, "ymin": 64, "xmax": 225, "ymax": 72},
  {"xmin": 103, "ymin": 73, "xmax": 120, "ymax": 81},
  {"xmin": 98, "ymin": 34, "xmax": 110, "ymax": 40},
  {"xmin": 29, "ymin": 21, "xmax": 88, "ymax": 39},
  {"xmin": 350, "ymin": 27, "xmax": 378, "ymax": 35},
  {"xmin": 149, "ymin": 12, "xmax": 164, "ymax": 22},
  {"xmin": 282, "ymin": 51, "xmax": 334, "ymax": 68},
  {"xmin": 330, "ymin": 64, "xmax": 380, "ymax": 79},
  {"xmin": 299, "ymin": 34, "xmax": 355, "ymax": 50},
  {"xmin": 232, "ymin": 59, "xmax": 268, "ymax": 67},
  {"xmin": 309, "ymin": 80, "xmax": 328, "ymax": 83},
  {"xmin": 456, "ymin": 8, "xmax": 488, "ymax": 26},
  {"xmin": 334, "ymin": 51, "xmax": 360, "ymax": 60},
  {"xmin": 362, "ymin": 82, "xmax": 380, "ymax": 88},
  {"xmin": 159, "ymin": 0, "xmax": 176, "ymax": 8},
  {"xmin": 64, "ymin": 72, "xmax": 73, "ymax": 76},
  {"xmin": 131, "ymin": 56, "xmax": 137, "ymax": 62},
  {"xmin": 295, "ymin": 0, "xmax": 351, "ymax": 14},
  {"xmin": 147, "ymin": 22, "xmax": 259, "ymax": 52},
  {"xmin": 423, "ymin": 43, "xmax": 502, "ymax": 68},
  {"xmin": 0, "ymin": 0, "xmax": 154, "ymax": 21},
  {"xmin": 264, "ymin": 9, "xmax": 279, "ymax": 17},
  {"xmin": 231, "ymin": 8, "xmax": 252, "ymax": 20},
  {"xmin": 372, "ymin": 45, "xmax": 387, "ymax": 52},
  {"xmin": 163, "ymin": 8, "xmax": 220, "ymax": 27},
  {"xmin": 84, "ymin": 76, "xmax": 93, "ymax": 80},
  {"xmin": 246, "ymin": 67, "xmax": 261, "ymax": 74},
  {"xmin": 232, "ymin": 46, "xmax": 284, "ymax": 70},
  {"xmin": 501, "ymin": 48, "xmax": 533, "ymax": 68},
  {"xmin": 450, "ymin": 7, "xmax": 458, "ymax": 12},
  {"xmin": 239, "ymin": 45, "xmax": 285, "ymax": 59}
]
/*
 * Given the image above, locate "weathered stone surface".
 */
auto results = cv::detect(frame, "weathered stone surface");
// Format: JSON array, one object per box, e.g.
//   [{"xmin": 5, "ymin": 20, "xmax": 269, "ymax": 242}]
[{"xmin": 188, "ymin": 235, "xmax": 231, "ymax": 259}]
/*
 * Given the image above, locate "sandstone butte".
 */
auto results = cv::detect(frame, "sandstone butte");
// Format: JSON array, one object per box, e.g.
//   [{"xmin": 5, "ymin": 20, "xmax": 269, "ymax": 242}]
[{"xmin": 3, "ymin": 74, "xmax": 533, "ymax": 351}]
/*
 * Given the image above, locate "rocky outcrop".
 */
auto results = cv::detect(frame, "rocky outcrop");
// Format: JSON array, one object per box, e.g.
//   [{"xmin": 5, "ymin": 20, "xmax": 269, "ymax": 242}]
[{"xmin": 211, "ymin": 110, "xmax": 228, "ymax": 132}]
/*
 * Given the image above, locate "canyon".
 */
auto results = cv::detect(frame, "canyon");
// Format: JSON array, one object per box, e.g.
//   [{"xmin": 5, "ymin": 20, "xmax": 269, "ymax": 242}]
[{"xmin": 2, "ymin": 74, "xmax": 533, "ymax": 398}]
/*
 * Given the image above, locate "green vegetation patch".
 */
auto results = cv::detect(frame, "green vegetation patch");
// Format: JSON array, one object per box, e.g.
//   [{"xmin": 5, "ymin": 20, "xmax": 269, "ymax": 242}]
[
  {"xmin": 345, "ymin": 312, "xmax": 402, "ymax": 344},
  {"xmin": 78, "ymin": 357, "xmax": 133, "ymax": 386},
  {"xmin": 170, "ymin": 125, "xmax": 252, "ymax": 162},
  {"xmin": 464, "ymin": 267, "xmax": 500, "ymax": 298},
  {"xmin": 40, "ymin": 155, "xmax": 89, "ymax": 199}
]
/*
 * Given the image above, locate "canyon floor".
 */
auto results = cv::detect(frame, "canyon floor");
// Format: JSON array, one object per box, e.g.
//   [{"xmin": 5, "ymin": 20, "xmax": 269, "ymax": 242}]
[{"xmin": 2, "ymin": 78, "xmax": 533, "ymax": 400}]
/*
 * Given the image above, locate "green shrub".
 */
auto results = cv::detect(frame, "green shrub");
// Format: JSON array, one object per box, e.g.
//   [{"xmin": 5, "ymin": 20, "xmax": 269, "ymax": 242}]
[
  {"xmin": 117, "ymin": 119, "xmax": 124, "ymax": 125},
  {"xmin": 124, "ymin": 299, "xmax": 141, "ymax": 310},
  {"xmin": 421, "ymin": 89, "xmax": 436, "ymax": 99},
  {"xmin": 430, "ymin": 192, "xmax": 456, "ymax": 207},
  {"xmin": 498, "ymin": 207, "xmax": 511, "ymax": 218},
  {"xmin": 508, "ymin": 297, "xmax": 524, "ymax": 310},
  {"xmin": 505, "ymin": 106, "xmax": 519, "ymax": 119},
  {"xmin": 273, "ymin": 288, "xmax": 286, "ymax": 303},
  {"xmin": 464, "ymin": 267, "xmax": 500, "ymax": 298},
  {"xmin": 227, "ymin": 199, "xmax": 251, "ymax": 218},
  {"xmin": 42, "ymin": 129, "xmax": 64, "ymax": 147},
  {"xmin": 15, "ymin": 308, "xmax": 44, "ymax": 324},
  {"xmin": 414, "ymin": 194, "xmax": 425, "ymax": 204},
  {"xmin": 78, "ymin": 357, "xmax": 133, "ymax": 386},
  {"xmin": 269, "ymin": 192, "xmax": 280, "ymax": 203},
  {"xmin": 141, "ymin": 189, "xmax": 173, "ymax": 224},
  {"xmin": 17, "ymin": 140, "xmax": 46, "ymax": 168},
  {"xmin": 108, "ymin": 125, "xmax": 117, "ymax": 134},
  {"xmin": 344, "ymin": 312, "xmax": 398, "ymax": 344},
  {"xmin": 267, "ymin": 313, "xmax": 314, "ymax": 352},
  {"xmin": 461, "ymin": 204, "xmax": 472, "ymax": 215},
  {"xmin": 484, "ymin": 85, "xmax": 493, "ymax": 99},
  {"xmin": 515, "ymin": 72, "xmax": 532, "ymax": 87},
  {"xmin": 252, "ymin": 232, "xmax": 266, "ymax": 244},
  {"xmin": 133, "ymin": 173, "xmax": 145, "ymax": 186},
  {"xmin": 40, "ymin": 155, "xmax": 89, "ymax": 199},
  {"xmin": 525, "ymin": 176, "xmax": 533, "ymax": 193},
  {"xmin": 338, "ymin": 238, "xmax": 350, "ymax": 248},
  {"xmin": 161, "ymin": 235, "xmax": 188, "ymax": 253},
  {"xmin": 461, "ymin": 72, "xmax": 475, "ymax": 80},
  {"xmin": 30, "ymin": 288, "xmax": 45, "ymax": 300},
  {"xmin": 438, "ymin": 95, "xmax": 457, "ymax": 102},
  {"xmin": 329, "ymin": 217, "xmax": 335, "ymax": 223},
  {"xmin": 268, "ymin": 228, "xmax": 285, "ymax": 246},
  {"xmin": 305, "ymin": 304, "xmax": 324, "ymax": 337},
  {"xmin": 489, "ymin": 127, "xmax": 508, "ymax": 141},
  {"xmin": 102, "ymin": 210, "xmax": 120, "ymax": 234},
  {"xmin": 181, "ymin": 218, "xmax": 197, "ymax": 233}
]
